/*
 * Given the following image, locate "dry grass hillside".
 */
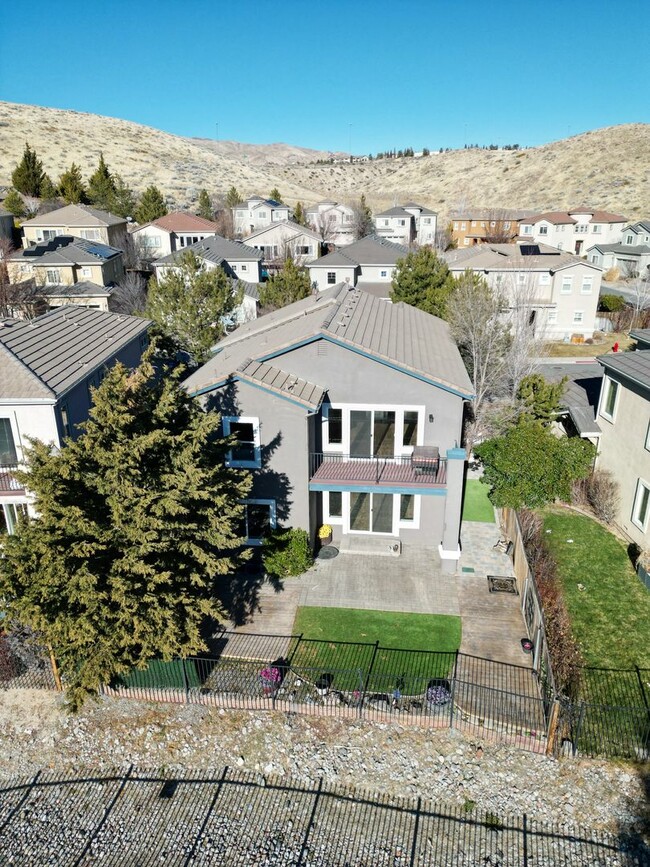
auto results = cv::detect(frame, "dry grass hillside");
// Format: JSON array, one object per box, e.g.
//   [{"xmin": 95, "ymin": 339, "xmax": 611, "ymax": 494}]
[{"xmin": 1, "ymin": 101, "xmax": 648, "ymax": 219}]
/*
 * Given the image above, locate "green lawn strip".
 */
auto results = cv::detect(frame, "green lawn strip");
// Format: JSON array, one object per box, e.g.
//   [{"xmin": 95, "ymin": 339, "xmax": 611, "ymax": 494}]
[
  {"xmin": 462, "ymin": 479, "xmax": 495, "ymax": 523},
  {"xmin": 543, "ymin": 509, "xmax": 650, "ymax": 674},
  {"xmin": 123, "ymin": 658, "xmax": 202, "ymax": 690},
  {"xmin": 291, "ymin": 606, "xmax": 461, "ymax": 694}
]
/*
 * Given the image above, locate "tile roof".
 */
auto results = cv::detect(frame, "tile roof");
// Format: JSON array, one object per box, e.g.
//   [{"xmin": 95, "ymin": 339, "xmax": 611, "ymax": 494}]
[
  {"xmin": 183, "ymin": 284, "xmax": 473, "ymax": 399},
  {"xmin": 310, "ymin": 235, "xmax": 408, "ymax": 268},
  {"xmin": 570, "ymin": 208, "xmax": 628, "ymax": 222},
  {"xmin": 598, "ymin": 350, "xmax": 650, "ymax": 392},
  {"xmin": 22, "ymin": 203, "xmax": 126, "ymax": 228},
  {"xmin": 630, "ymin": 329, "xmax": 650, "ymax": 346},
  {"xmin": 236, "ymin": 359, "xmax": 325, "ymax": 409},
  {"xmin": 443, "ymin": 242, "xmax": 600, "ymax": 273},
  {"xmin": 449, "ymin": 209, "xmax": 535, "ymax": 221},
  {"xmin": 39, "ymin": 280, "xmax": 114, "ymax": 298},
  {"xmin": 375, "ymin": 206, "xmax": 414, "ymax": 218},
  {"xmin": 626, "ymin": 220, "xmax": 650, "ymax": 234},
  {"xmin": 0, "ymin": 306, "xmax": 150, "ymax": 399},
  {"xmin": 521, "ymin": 212, "xmax": 577, "ymax": 225},
  {"xmin": 139, "ymin": 212, "xmax": 221, "ymax": 233},
  {"xmin": 244, "ymin": 220, "xmax": 322, "ymax": 243},
  {"xmin": 155, "ymin": 235, "xmax": 262, "ymax": 266},
  {"xmin": 10, "ymin": 236, "xmax": 122, "ymax": 266},
  {"xmin": 403, "ymin": 202, "xmax": 438, "ymax": 215},
  {"xmin": 523, "ymin": 209, "xmax": 628, "ymax": 226},
  {"xmin": 586, "ymin": 243, "xmax": 650, "ymax": 256}
]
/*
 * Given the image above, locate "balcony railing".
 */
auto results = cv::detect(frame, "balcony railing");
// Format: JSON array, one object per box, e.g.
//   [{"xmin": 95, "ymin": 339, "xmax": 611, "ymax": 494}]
[
  {"xmin": 309, "ymin": 452, "xmax": 447, "ymax": 487},
  {"xmin": 0, "ymin": 465, "xmax": 24, "ymax": 493}
]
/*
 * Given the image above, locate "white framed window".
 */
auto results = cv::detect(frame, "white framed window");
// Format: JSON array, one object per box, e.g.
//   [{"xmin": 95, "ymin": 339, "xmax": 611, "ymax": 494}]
[
  {"xmin": 547, "ymin": 311, "xmax": 558, "ymax": 324},
  {"xmin": 324, "ymin": 405, "xmax": 343, "ymax": 450},
  {"xmin": 0, "ymin": 418, "xmax": 18, "ymax": 464},
  {"xmin": 383, "ymin": 220, "xmax": 389, "ymax": 226},
  {"xmin": 460, "ymin": 222, "xmax": 466, "ymax": 230},
  {"xmin": 600, "ymin": 377, "xmax": 619, "ymax": 422},
  {"xmin": 241, "ymin": 499, "xmax": 276, "ymax": 545},
  {"xmin": 581, "ymin": 277, "xmax": 593, "ymax": 294},
  {"xmin": 398, "ymin": 219, "xmax": 405, "ymax": 226},
  {"xmin": 398, "ymin": 493, "xmax": 420, "ymax": 528},
  {"xmin": 0, "ymin": 501, "xmax": 28, "ymax": 536},
  {"xmin": 463, "ymin": 238, "xmax": 470, "ymax": 245},
  {"xmin": 241, "ymin": 264, "xmax": 247, "ymax": 271},
  {"xmin": 522, "ymin": 225, "xmax": 532, "ymax": 235},
  {"xmin": 561, "ymin": 276, "xmax": 572, "ymax": 294},
  {"xmin": 223, "ymin": 416, "xmax": 261, "ymax": 468},
  {"xmin": 517, "ymin": 272, "xmax": 527, "ymax": 284},
  {"xmin": 626, "ymin": 234, "xmax": 633, "ymax": 244},
  {"xmin": 258, "ymin": 211, "xmax": 267, "ymax": 219},
  {"xmin": 539, "ymin": 225, "xmax": 548, "ymax": 235},
  {"xmin": 322, "ymin": 404, "xmax": 423, "ymax": 457},
  {"xmin": 645, "ymin": 420, "xmax": 650, "ymax": 452},
  {"xmin": 327, "ymin": 271, "xmax": 336, "ymax": 284},
  {"xmin": 573, "ymin": 310, "xmax": 584, "ymax": 324},
  {"xmin": 632, "ymin": 479, "xmax": 650, "ymax": 531},
  {"xmin": 141, "ymin": 235, "xmax": 162, "ymax": 248},
  {"xmin": 575, "ymin": 224, "xmax": 588, "ymax": 233},
  {"xmin": 46, "ymin": 269, "xmax": 61, "ymax": 284},
  {"xmin": 471, "ymin": 220, "xmax": 477, "ymax": 227},
  {"xmin": 539, "ymin": 273, "xmax": 550, "ymax": 285},
  {"xmin": 323, "ymin": 490, "xmax": 343, "ymax": 525},
  {"xmin": 380, "ymin": 270, "xmax": 387, "ymax": 278},
  {"xmin": 80, "ymin": 229, "xmax": 101, "ymax": 241},
  {"xmin": 423, "ymin": 218, "xmax": 430, "ymax": 225},
  {"xmin": 592, "ymin": 224, "xmax": 601, "ymax": 233},
  {"xmin": 81, "ymin": 267, "xmax": 92, "ymax": 278},
  {"xmin": 480, "ymin": 222, "xmax": 485, "ymax": 228},
  {"xmin": 590, "ymin": 255, "xmax": 599, "ymax": 264},
  {"xmin": 453, "ymin": 222, "xmax": 459, "ymax": 230}
]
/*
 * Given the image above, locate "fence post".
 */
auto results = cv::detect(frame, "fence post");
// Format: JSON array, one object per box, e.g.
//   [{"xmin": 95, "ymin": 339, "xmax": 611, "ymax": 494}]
[
  {"xmin": 545, "ymin": 699, "xmax": 561, "ymax": 756},
  {"xmin": 572, "ymin": 701, "xmax": 587, "ymax": 756},
  {"xmin": 449, "ymin": 650, "xmax": 459, "ymax": 729},
  {"xmin": 47, "ymin": 645, "xmax": 63, "ymax": 692},
  {"xmin": 357, "ymin": 669, "xmax": 364, "ymax": 718},
  {"xmin": 181, "ymin": 657, "xmax": 189, "ymax": 703},
  {"xmin": 522, "ymin": 812, "xmax": 528, "ymax": 867}
]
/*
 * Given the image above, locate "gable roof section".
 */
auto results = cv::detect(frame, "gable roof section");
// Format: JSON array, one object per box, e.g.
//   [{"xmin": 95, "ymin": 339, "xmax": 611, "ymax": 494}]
[
  {"xmin": 522, "ymin": 211, "xmax": 577, "ymax": 226},
  {"xmin": 155, "ymin": 235, "xmax": 262, "ymax": 266},
  {"xmin": 598, "ymin": 350, "xmax": 650, "ymax": 393},
  {"xmin": 310, "ymin": 235, "xmax": 408, "ymax": 269},
  {"xmin": 22, "ymin": 203, "xmax": 126, "ymax": 228},
  {"xmin": 0, "ymin": 306, "xmax": 151, "ymax": 399},
  {"xmin": 184, "ymin": 283, "xmax": 473, "ymax": 399},
  {"xmin": 403, "ymin": 202, "xmax": 438, "ymax": 215},
  {"xmin": 39, "ymin": 280, "xmax": 113, "ymax": 298},
  {"xmin": 443, "ymin": 243, "xmax": 602, "ymax": 273},
  {"xmin": 244, "ymin": 220, "xmax": 321, "ymax": 243},
  {"xmin": 625, "ymin": 221, "xmax": 650, "ymax": 234},
  {"xmin": 586, "ymin": 243, "xmax": 650, "ymax": 256},
  {"xmin": 375, "ymin": 206, "xmax": 414, "ymax": 218},
  {"xmin": 569, "ymin": 208, "xmax": 627, "ymax": 222},
  {"xmin": 137, "ymin": 212, "xmax": 221, "ymax": 234},
  {"xmin": 237, "ymin": 359, "xmax": 325, "ymax": 409},
  {"xmin": 10, "ymin": 236, "xmax": 122, "ymax": 267},
  {"xmin": 0, "ymin": 343, "xmax": 53, "ymax": 401}
]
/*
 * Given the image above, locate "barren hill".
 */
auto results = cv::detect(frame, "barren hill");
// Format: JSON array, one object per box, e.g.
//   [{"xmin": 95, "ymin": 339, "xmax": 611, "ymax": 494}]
[{"xmin": 0, "ymin": 102, "xmax": 648, "ymax": 219}]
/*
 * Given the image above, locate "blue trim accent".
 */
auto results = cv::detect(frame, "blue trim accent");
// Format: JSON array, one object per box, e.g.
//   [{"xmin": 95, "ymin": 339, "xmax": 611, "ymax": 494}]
[
  {"xmin": 447, "ymin": 448, "xmax": 466, "ymax": 460},
  {"xmin": 189, "ymin": 375, "xmax": 317, "ymax": 410},
  {"xmin": 309, "ymin": 482, "xmax": 446, "ymax": 496},
  {"xmin": 258, "ymin": 334, "xmax": 474, "ymax": 400}
]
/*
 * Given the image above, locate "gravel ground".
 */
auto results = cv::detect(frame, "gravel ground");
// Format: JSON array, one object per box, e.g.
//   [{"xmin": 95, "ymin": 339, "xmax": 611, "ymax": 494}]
[{"xmin": 0, "ymin": 689, "xmax": 647, "ymax": 842}]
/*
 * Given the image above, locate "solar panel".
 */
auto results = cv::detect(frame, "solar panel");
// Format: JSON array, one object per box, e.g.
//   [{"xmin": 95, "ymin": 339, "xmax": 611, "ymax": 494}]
[
  {"xmin": 519, "ymin": 244, "xmax": 541, "ymax": 256},
  {"xmin": 85, "ymin": 243, "xmax": 115, "ymax": 259}
]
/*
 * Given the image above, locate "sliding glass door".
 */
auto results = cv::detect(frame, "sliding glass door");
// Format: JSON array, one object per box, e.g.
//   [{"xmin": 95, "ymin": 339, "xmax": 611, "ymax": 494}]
[
  {"xmin": 349, "ymin": 410, "xmax": 395, "ymax": 458},
  {"xmin": 349, "ymin": 492, "xmax": 394, "ymax": 533}
]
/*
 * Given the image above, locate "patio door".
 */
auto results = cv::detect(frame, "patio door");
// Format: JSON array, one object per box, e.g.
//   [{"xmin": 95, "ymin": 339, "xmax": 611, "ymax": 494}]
[
  {"xmin": 349, "ymin": 410, "xmax": 395, "ymax": 458},
  {"xmin": 349, "ymin": 492, "xmax": 394, "ymax": 534}
]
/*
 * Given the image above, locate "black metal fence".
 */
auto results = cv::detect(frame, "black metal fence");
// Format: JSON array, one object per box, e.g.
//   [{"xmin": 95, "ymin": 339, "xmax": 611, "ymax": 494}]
[{"xmin": 0, "ymin": 766, "xmax": 644, "ymax": 866}]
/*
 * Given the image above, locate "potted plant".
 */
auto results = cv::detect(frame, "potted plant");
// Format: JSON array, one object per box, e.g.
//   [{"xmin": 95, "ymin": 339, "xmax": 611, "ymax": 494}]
[
  {"xmin": 318, "ymin": 524, "xmax": 333, "ymax": 546},
  {"xmin": 259, "ymin": 665, "xmax": 282, "ymax": 696}
]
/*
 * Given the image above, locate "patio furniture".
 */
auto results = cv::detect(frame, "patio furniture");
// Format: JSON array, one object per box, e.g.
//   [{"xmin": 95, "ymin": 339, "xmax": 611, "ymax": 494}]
[{"xmin": 411, "ymin": 446, "xmax": 440, "ymax": 476}]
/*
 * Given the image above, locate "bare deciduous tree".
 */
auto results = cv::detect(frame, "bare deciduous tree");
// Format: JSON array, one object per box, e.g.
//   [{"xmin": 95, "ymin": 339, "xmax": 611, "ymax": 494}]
[
  {"xmin": 483, "ymin": 208, "xmax": 516, "ymax": 244},
  {"xmin": 310, "ymin": 212, "xmax": 337, "ymax": 248},
  {"xmin": 0, "ymin": 238, "xmax": 44, "ymax": 319},
  {"xmin": 213, "ymin": 205, "xmax": 235, "ymax": 240},
  {"xmin": 110, "ymin": 271, "xmax": 148, "ymax": 315},
  {"xmin": 629, "ymin": 274, "xmax": 650, "ymax": 328},
  {"xmin": 501, "ymin": 270, "xmax": 545, "ymax": 400}
]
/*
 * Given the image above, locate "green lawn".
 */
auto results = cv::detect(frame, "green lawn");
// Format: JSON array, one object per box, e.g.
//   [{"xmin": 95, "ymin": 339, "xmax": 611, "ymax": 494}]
[
  {"xmin": 291, "ymin": 606, "xmax": 462, "ymax": 691},
  {"xmin": 462, "ymin": 479, "xmax": 495, "ymax": 523},
  {"xmin": 543, "ymin": 508, "xmax": 650, "ymax": 670}
]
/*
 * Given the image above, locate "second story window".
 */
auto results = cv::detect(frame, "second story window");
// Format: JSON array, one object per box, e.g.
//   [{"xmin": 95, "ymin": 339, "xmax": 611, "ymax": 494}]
[
  {"xmin": 60, "ymin": 404, "xmax": 71, "ymax": 439},
  {"xmin": 223, "ymin": 417, "xmax": 261, "ymax": 468},
  {"xmin": 600, "ymin": 378, "xmax": 618, "ymax": 422},
  {"xmin": 327, "ymin": 272, "xmax": 336, "ymax": 284},
  {"xmin": 403, "ymin": 411, "xmax": 418, "ymax": 447},
  {"xmin": 326, "ymin": 408, "xmax": 343, "ymax": 446},
  {"xmin": 561, "ymin": 276, "xmax": 572, "ymax": 294},
  {"xmin": 0, "ymin": 418, "xmax": 18, "ymax": 465},
  {"xmin": 46, "ymin": 269, "xmax": 61, "ymax": 284},
  {"xmin": 626, "ymin": 234, "xmax": 634, "ymax": 244}
]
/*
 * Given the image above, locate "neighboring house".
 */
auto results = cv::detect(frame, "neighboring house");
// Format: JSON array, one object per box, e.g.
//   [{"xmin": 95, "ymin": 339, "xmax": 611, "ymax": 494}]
[
  {"xmin": 232, "ymin": 196, "xmax": 292, "ymax": 237},
  {"xmin": 518, "ymin": 208, "xmax": 627, "ymax": 255},
  {"xmin": 39, "ymin": 281, "xmax": 115, "ymax": 313},
  {"xmin": 306, "ymin": 201, "xmax": 356, "ymax": 246},
  {"xmin": 443, "ymin": 242, "xmax": 602, "ymax": 340},
  {"xmin": 449, "ymin": 209, "xmax": 534, "ymax": 247},
  {"xmin": 152, "ymin": 235, "xmax": 263, "ymax": 324},
  {"xmin": 587, "ymin": 221, "xmax": 650, "ymax": 277},
  {"xmin": 21, "ymin": 204, "xmax": 128, "ymax": 250},
  {"xmin": 308, "ymin": 235, "xmax": 408, "ymax": 295},
  {"xmin": 374, "ymin": 203, "xmax": 437, "ymax": 247},
  {"xmin": 7, "ymin": 236, "xmax": 125, "ymax": 288},
  {"xmin": 0, "ymin": 208, "xmax": 14, "ymax": 244},
  {"xmin": 0, "ymin": 306, "xmax": 150, "ymax": 535},
  {"xmin": 595, "ymin": 350, "xmax": 650, "ymax": 550},
  {"xmin": 631, "ymin": 328, "xmax": 650, "ymax": 350},
  {"xmin": 543, "ymin": 361, "xmax": 603, "ymax": 445},
  {"xmin": 183, "ymin": 284, "xmax": 473, "ymax": 571},
  {"xmin": 131, "ymin": 212, "xmax": 221, "ymax": 261},
  {"xmin": 244, "ymin": 221, "xmax": 323, "ymax": 270}
]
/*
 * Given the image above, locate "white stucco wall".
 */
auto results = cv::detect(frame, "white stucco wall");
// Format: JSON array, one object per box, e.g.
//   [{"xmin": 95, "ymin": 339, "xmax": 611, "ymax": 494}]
[
  {"xmin": 309, "ymin": 265, "xmax": 357, "ymax": 292},
  {"xmin": 132, "ymin": 225, "xmax": 172, "ymax": 259}
]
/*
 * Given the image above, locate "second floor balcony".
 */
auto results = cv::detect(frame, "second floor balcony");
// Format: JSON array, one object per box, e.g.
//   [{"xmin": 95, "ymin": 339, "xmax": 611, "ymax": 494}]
[
  {"xmin": 0, "ymin": 465, "xmax": 24, "ymax": 494},
  {"xmin": 309, "ymin": 448, "xmax": 446, "ymax": 488}
]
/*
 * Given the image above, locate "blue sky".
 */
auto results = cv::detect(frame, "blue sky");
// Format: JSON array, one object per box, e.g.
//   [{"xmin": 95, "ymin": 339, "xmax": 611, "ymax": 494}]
[{"xmin": 1, "ymin": 0, "xmax": 647, "ymax": 153}]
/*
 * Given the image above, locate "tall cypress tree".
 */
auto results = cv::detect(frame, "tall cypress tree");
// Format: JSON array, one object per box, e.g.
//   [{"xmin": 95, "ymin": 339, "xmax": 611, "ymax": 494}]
[
  {"xmin": 11, "ymin": 143, "xmax": 45, "ymax": 197},
  {"xmin": 135, "ymin": 185, "xmax": 167, "ymax": 223},
  {"xmin": 111, "ymin": 174, "xmax": 137, "ymax": 219},
  {"xmin": 87, "ymin": 153, "xmax": 116, "ymax": 211},
  {"xmin": 58, "ymin": 163, "xmax": 87, "ymax": 204},
  {"xmin": 259, "ymin": 257, "xmax": 311, "ymax": 310},
  {"xmin": 225, "ymin": 186, "xmax": 241, "ymax": 208},
  {"xmin": 197, "ymin": 189, "xmax": 213, "ymax": 220},
  {"xmin": 0, "ymin": 353, "xmax": 251, "ymax": 709}
]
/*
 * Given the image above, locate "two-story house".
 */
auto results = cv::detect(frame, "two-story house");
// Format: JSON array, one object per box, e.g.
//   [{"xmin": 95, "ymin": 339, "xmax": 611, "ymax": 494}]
[
  {"xmin": 7, "ymin": 236, "xmax": 125, "ymax": 289},
  {"xmin": 183, "ymin": 284, "xmax": 473, "ymax": 572},
  {"xmin": 518, "ymin": 208, "xmax": 627, "ymax": 256},
  {"xmin": 587, "ymin": 220, "xmax": 650, "ymax": 278},
  {"xmin": 595, "ymin": 349, "xmax": 650, "ymax": 550},
  {"xmin": 306, "ymin": 201, "xmax": 356, "ymax": 246},
  {"xmin": 152, "ymin": 235, "xmax": 263, "ymax": 323},
  {"xmin": 450, "ymin": 210, "xmax": 535, "ymax": 247},
  {"xmin": 21, "ymin": 204, "xmax": 129, "ymax": 251},
  {"xmin": 232, "ymin": 196, "xmax": 292, "ymax": 237},
  {"xmin": 243, "ymin": 221, "xmax": 323, "ymax": 271},
  {"xmin": 374, "ymin": 203, "xmax": 437, "ymax": 247},
  {"xmin": 308, "ymin": 235, "xmax": 408, "ymax": 295},
  {"xmin": 131, "ymin": 212, "xmax": 221, "ymax": 261},
  {"xmin": 0, "ymin": 306, "xmax": 150, "ymax": 534},
  {"xmin": 443, "ymin": 243, "xmax": 602, "ymax": 340}
]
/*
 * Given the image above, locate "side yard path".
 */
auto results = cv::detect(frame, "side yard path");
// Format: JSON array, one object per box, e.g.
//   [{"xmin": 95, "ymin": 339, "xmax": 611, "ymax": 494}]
[{"xmin": 0, "ymin": 690, "xmax": 646, "ymax": 839}]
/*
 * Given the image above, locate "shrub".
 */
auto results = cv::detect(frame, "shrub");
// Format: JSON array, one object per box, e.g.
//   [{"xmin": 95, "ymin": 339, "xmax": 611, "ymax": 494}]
[
  {"xmin": 598, "ymin": 293, "xmax": 626, "ymax": 313},
  {"xmin": 262, "ymin": 528, "xmax": 313, "ymax": 579},
  {"xmin": 586, "ymin": 469, "xmax": 620, "ymax": 523},
  {"xmin": 603, "ymin": 267, "xmax": 620, "ymax": 282}
]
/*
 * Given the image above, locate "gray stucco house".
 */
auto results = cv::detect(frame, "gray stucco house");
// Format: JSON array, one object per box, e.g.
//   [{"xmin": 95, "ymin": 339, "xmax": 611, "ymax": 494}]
[{"xmin": 183, "ymin": 284, "xmax": 474, "ymax": 572}]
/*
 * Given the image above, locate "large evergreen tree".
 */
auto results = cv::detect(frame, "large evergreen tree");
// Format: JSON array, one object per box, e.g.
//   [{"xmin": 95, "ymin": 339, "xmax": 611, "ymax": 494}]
[
  {"xmin": 352, "ymin": 194, "xmax": 373, "ymax": 239},
  {"xmin": 390, "ymin": 247, "xmax": 456, "ymax": 317},
  {"xmin": 269, "ymin": 187, "xmax": 283, "ymax": 203},
  {"xmin": 135, "ymin": 185, "xmax": 167, "ymax": 223},
  {"xmin": 111, "ymin": 174, "xmax": 137, "ymax": 219},
  {"xmin": 39, "ymin": 174, "xmax": 59, "ymax": 202},
  {"xmin": 0, "ymin": 355, "xmax": 251, "ymax": 709},
  {"xmin": 292, "ymin": 201, "xmax": 307, "ymax": 227},
  {"xmin": 259, "ymin": 257, "xmax": 311, "ymax": 310},
  {"xmin": 58, "ymin": 163, "xmax": 87, "ymax": 204},
  {"xmin": 87, "ymin": 153, "xmax": 117, "ymax": 211},
  {"xmin": 225, "ymin": 186, "xmax": 241, "ymax": 208},
  {"xmin": 147, "ymin": 251, "xmax": 240, "ymax": 363},
  {"xmin": 197, "ymin": 189, "xmax": 213, "ymax": 220},
  {"xmin": 3, "ymin": 189, "xmax": 25, "ymax": 218},
  {"xmin": 11, "ymin": 143, "xmax": 45, "ymax": 197}
]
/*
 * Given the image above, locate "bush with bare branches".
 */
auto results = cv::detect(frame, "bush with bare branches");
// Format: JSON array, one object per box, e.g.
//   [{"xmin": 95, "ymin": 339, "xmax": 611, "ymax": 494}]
[{"xmin": 586, "ymin": 469, "xmax": 621, "ymax": 523}]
